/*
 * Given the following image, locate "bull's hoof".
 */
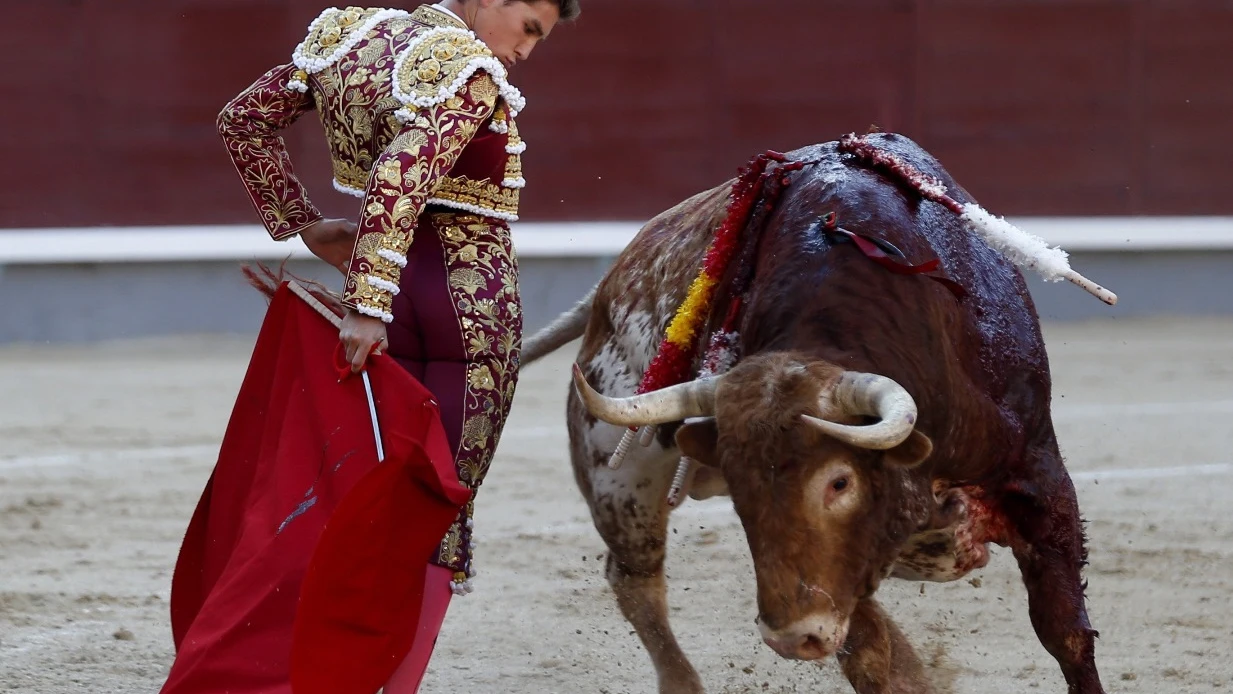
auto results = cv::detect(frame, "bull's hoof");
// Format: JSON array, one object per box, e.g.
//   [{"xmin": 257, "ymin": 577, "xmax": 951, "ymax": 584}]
[{"xmin": 658, "ymin": 670, "xmax": 705, "ymax": 694}]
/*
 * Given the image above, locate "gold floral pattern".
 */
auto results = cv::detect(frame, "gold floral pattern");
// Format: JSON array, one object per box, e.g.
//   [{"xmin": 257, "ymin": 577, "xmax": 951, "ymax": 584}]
[
  {"xmin": 429, "ymin": 212, "xmax": 522, "ymax": 574},
  {"xmin": 450, "ymin": 267, "xmax": 486, "ymax": 295},
  {"xmin": 341, "ymin": 72, "xmax": 500, "ymax": 317},
  {"xmin": 217, "ymin": 64, "xmax": 323, "ymax": 239},
  {"xmin": 468, "ymin": 364, "xmax": 496, "ymax": 390},
  {"xmin": 430, "ymin": 175, "xmax": 521, "ymax": 219},
  {"xmin": 222, "ymin": 3, "xmax": 525, "ymax": 258},
  {"xmin": 396, "ymin": 31, "xmax": 493, "ymax": 105},
  {"xmin": 220, "ymin": 4, "xmax": 527, "ymax": 584},
  {"xmin": 441, "ymin": 215, "xmax": 521, "ymax": 485},
  {"xmin": 306, "ymin": 20, "xmax": 411, "ymax": 194}
]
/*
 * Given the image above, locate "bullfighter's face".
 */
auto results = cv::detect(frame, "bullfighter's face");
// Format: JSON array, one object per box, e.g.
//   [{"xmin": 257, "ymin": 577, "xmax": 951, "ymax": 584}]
[{"xmin": 470, "ymin": 0, "xmax": 560, "ymax": 69}]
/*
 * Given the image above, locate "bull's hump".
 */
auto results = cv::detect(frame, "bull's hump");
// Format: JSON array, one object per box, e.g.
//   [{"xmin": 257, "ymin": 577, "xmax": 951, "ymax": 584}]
[{"xmin": 597, "ymin": 183, "xmax": 729, "ymax": 348}]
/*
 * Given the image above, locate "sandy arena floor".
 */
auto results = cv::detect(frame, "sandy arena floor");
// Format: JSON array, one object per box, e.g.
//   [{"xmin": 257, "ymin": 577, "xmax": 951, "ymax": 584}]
[{"xmin": 2, "ymin": 317, "xmax": 1232, "ymax": 693}]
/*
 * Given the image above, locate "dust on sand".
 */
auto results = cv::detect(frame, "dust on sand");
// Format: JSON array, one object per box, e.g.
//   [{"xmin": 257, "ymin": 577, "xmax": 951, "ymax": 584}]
[{"xmin": 2, "ymin": 318, "xmax": 1232, "ymax": 693}]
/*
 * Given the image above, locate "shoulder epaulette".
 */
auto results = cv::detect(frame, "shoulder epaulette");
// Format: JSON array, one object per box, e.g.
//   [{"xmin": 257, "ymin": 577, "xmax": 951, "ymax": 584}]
[
  {"xmin": 391, "ymin": 27, "xmax": 526, "ymax": 119},
  {"xmin": 286, "ymin": 6, "xmax": 409, "ymax": 91}
]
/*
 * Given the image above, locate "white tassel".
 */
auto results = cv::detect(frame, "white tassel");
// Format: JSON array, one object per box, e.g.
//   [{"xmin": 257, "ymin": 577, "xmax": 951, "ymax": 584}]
[
  {"xmin": 667, "ymin": 457, "xmax": 699, "ymax": 507},
  {"xmin": 376, "ymin": 248, "xmax": 408, "ymax": 268},
  {"xmin": 366, "ymin": 276, "xmax": 400, "ymax": 295},
  {"xmin": 354, "ymin": 303, "xmax": 393, "ymax": 323},
  {"xmin": 960, "ymin": 203, "xmax": 1117, "ymax": 305},
  {"xmin": 332, "ymin": 178, "xmax": 365, "ymax": 198},
  {"xmin": 607, "ymin": 428, "xmax": 637, "ymax": 470},
  {"xmin": 638, "ymin": 425, "xmax": 657, "ymax": 447}
]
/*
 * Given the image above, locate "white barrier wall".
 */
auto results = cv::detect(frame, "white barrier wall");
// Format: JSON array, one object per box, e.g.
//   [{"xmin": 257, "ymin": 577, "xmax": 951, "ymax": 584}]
[{"xmin": 1, "ymin": 219, "xmax": 1231, "ymax": 343}]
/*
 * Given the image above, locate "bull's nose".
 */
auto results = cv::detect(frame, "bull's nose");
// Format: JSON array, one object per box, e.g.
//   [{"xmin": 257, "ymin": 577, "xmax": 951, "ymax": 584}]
[
  {"xmin": 762, "ymin": 633, "xmax": 831, "ymax": 660},
  {"xmin": 757, "ymin": 614, "xmax": 849, "ymax": 661}
]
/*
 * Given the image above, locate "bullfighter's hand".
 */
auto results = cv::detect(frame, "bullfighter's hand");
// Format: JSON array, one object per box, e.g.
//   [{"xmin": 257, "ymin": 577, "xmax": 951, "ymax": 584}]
[
  {"xmin": 340, "ymin": 310, "xmax": 389, "ymax": 372},
  {"xmin": 301, "ymin": 218, "xmax": 357, "ymax": 274}
]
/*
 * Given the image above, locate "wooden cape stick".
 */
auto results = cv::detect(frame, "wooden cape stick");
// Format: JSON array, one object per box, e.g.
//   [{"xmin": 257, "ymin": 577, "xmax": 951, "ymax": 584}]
[
  {"xmin": 285, "ymin": 280, "xmax": 385, "ymax": 461},
  {"xmin": 287, "ymin": 280, "xmax": 343, "ymax": 329}
]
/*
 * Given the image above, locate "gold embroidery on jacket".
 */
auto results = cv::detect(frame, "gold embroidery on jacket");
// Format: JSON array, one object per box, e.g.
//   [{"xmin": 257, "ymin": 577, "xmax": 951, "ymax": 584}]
[
  {"xmin": 218, "ymin": 64, "xmax": 323, "ymax": 239},
  {"xmin": 431, "ymin": 177, "xmax": 520, "ymax": 218},
  {"xmin": 395, "ymin": 31, "xmax": 494, "ymax": 106},
  {"xmin": 341, "ymin": 76, "xmax": 499, "ymax": 316},
  {"xmin": 410, "ymin": 5, "xmax": 468, "ymax": 30},
  {"xmin": 278, "ymin": 6, "xmax": 520, "ymax": 317}
]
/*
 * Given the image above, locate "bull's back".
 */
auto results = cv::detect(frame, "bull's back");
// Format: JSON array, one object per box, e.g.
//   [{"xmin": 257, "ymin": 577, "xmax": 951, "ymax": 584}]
[
  {"xmin": 584, "ymin": 133, "xmax": 1051, "ymax": 425},
  {"xmin": 841, "ymin": 134, "xmax": 1048, "ymax": 378},
  {"xmin": 767, "ymin": 134, "xmax": 1052, "ymax": 425},
  {"xmin": 583, "ymin": 183, "xmax": 732, "ymax": 374}
]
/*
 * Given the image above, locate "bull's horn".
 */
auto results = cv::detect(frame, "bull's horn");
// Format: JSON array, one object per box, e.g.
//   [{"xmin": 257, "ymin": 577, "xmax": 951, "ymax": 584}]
[
  {"xmin": 801, "ymin": 371, "xmax": 917, "ymax": 450},
  {"xmin": 572, "ymin": 364, "xmax": 719, "ymax": 426}
]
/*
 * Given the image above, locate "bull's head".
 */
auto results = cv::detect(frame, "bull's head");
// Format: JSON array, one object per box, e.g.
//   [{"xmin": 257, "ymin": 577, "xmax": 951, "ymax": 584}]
[{"xmin": 572, "ymin": 352, "xmax": 934, "ymax": 661}]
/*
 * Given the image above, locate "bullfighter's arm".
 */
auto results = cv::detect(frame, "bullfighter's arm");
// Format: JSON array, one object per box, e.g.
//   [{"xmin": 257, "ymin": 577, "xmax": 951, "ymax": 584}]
[
  {"xmin": 216, "ymin": 63, "xmax": 323, "ymax": 241},
  {"xmin": 340, "ymin": 72, "xmax": 500, "ymax": 322}
]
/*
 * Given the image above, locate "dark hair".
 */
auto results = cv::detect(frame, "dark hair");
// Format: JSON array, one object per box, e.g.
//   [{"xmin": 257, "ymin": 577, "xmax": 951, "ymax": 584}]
[{"xmin": 519, "ymin": 0, "xmax": 580, "ymax": 21}]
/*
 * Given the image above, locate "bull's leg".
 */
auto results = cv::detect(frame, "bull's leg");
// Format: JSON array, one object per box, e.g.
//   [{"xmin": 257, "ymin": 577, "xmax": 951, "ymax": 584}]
[
  {"xmin": 570, "ymin": 419, "xmax": 704, "ymax": 693},
  {"xmin": 606, "ymin": 543, "xmax": 704, "ymax": 694},
  {"xmin": 837, "ymin": 599, "xmax": 932, "ymax": 694},
  {"xmin": 1004, "ymin": 443, "xmax": 1105, "ymax": 694}
]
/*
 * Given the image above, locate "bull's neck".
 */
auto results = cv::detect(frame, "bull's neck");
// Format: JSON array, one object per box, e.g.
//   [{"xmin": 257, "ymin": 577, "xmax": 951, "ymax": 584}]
[{"xmin": 875, "ymin": 464, "xmax": 938, "ymax": 546}]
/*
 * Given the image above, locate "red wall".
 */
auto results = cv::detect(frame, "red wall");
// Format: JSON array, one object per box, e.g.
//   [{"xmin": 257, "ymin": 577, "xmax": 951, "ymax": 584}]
[{"xmin": 3, "ymin": 0, "xmax": 1230, "ymax": 228}]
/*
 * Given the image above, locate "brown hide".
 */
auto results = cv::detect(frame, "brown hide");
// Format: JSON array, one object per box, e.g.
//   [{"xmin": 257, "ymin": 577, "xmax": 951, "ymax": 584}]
[
  {"xmin": 699, "ymin": 355, "xmax": 937, "ymax": 634},
  {"xmin": 573, "ymin": 133, "xmax": 1103, "ymax": 691},
  {"xmin": 587, "ymin": 132, "xmax": 1058, "ymax": 646}
]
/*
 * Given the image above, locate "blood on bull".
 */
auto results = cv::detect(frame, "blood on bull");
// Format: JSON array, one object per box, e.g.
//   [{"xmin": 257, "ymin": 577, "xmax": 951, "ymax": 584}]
[{"xmin": 524, "ymin": 132, "xmax": 1115, "ymax": 694}]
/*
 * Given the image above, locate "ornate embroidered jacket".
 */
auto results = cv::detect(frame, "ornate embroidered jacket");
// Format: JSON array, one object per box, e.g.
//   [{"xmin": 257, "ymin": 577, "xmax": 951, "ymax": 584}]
[{"xmin": 218, "ymin": 4, "xmax": 527, "ymax": 321}]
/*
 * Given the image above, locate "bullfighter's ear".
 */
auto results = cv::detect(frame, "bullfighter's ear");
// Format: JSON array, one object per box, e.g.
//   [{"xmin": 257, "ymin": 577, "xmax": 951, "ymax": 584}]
[
  {"xmin": 675, "ymin": 417, "xmax": 720, "ymax": 468},
  {"xmin": 885, "ymin": 430, "xmax": 933, "ymax": 468}
]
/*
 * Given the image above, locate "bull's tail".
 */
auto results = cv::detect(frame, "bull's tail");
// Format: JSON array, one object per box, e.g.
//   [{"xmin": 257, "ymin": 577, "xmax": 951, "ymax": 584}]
[
  {"xmin": 241, "ymin": 261, "xmax": 347, "ymax": 318},
  {"xmin": 520, "ymin": 285, "xmax": 596, "ymax": 365}
]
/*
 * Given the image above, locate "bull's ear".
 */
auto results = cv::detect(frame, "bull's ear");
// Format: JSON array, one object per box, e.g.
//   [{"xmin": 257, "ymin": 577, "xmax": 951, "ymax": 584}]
[
  {"xmin": 675, "ymin": 417, "xmax": 720, "ymax": 468},
  {"xmin": 885, "ymin": 430, "xmax": 933, "ymax": 468}
]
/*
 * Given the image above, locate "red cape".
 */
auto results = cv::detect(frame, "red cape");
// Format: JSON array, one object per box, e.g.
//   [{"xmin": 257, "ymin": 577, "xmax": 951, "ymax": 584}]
[{"xmin": 163, "ymin": 283, "xmax": 470, "ymax": 694}]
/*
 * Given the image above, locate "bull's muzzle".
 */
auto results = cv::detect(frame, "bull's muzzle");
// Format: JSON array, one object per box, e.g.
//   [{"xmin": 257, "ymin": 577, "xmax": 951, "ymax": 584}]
[{"xmin": 758, "ymin": 613, "xmax": 850, "ymax": 661}]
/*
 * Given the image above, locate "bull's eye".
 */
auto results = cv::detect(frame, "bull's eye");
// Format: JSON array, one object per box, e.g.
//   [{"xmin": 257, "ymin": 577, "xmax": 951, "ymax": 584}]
[{"xmin": 814, "ymin": 470, "xmax": 855, "ymax": 509}]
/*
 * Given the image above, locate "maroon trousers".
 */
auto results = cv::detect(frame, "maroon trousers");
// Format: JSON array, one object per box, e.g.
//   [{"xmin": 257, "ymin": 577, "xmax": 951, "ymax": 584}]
[{"xmin": 385, "ymin": 208, "xmax": 523, "ymax": 577}]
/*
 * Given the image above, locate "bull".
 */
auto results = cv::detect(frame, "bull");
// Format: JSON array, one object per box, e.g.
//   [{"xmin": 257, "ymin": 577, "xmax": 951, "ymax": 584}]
[{"xmin": 524, "ymin": 133, "xmax": 1107, "ymax": 693}]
